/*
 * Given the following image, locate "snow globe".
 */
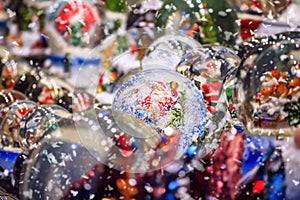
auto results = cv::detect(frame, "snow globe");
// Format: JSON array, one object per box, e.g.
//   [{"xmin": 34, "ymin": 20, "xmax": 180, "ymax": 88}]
[{"xmin": 45, "ymin": 0, "xmax": 104, "ymax": 88}]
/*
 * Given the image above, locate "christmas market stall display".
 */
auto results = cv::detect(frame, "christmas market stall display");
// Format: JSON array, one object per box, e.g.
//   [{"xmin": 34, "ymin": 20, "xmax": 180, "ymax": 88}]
[{"xmin": 0, "ymin": 0, "xmax": 300, "ymax": 200}]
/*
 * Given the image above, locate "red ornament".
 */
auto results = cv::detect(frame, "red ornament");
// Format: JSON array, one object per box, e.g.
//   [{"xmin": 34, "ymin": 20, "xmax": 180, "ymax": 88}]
[
  {"xmin": 17, "ymin": 106, "xmax": 31, "ymax": 117},
  {"xmin": 56, "ymin": 1, "xmax": 97, "ymax": 32},
  {"xmin": 114, "ymin": 133, "xmax": 134, "ymax": 157},
  {"xmin": 252, "ymin": 180, "xmax": 265, "ymax": 194}
]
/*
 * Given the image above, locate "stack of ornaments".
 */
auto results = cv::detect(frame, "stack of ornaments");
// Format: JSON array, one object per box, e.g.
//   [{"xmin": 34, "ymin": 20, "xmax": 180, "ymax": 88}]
[{"xmin": 0, "ymin": 0, "xmax": 299, "ymax": 200}]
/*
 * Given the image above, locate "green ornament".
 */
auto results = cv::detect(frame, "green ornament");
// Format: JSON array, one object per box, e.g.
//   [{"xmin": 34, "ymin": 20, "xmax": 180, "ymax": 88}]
[{"xmin": 70, "ymin": 21, "xmax": 83, "ymax": 47}]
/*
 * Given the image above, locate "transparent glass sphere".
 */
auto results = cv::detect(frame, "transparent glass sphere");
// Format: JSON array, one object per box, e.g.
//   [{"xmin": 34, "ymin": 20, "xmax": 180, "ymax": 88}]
[
  {"xmin": 176, "ymin": 45, "xmax": 241, "ymax": 113},
  {"xmin": 46, "ymin": 0, "xmax": 103, "ymax": 52},
  {"xmin": 233, "ymin": 41, "xmax": 300, "ymax": 136},
  {"xmin": 20, "ymin": 118, "xmax": 100, "ymax": 200},
  {"xmin": 110, "ymin": 69, "xmax": 206, "ymax": 171},
  {"xmin": 0, "ymin": 100, "xmax": 37, "ymax": 150},
  {"xmin": 19, "ymin": 104, "xmax": 71, "ymax": 153},
  {"xmin": 0, "ymin": 90, "xmax": 27, "ymax": 124},
  {"xmin": 237, "ymin": 31, "xmax": 300, "ymax": 59},
  {"xmin": 45, "ymin": 0, "xmax": 104, "ymax": 88},
  {"xmin": 142, "ymin": 34, "xmax": 201, "ymax": 70}
]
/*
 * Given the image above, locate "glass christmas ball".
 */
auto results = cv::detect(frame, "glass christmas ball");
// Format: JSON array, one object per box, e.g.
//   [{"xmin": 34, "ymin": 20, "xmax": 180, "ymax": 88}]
[
  {"xmin": 111, "ymin": 69, "xmax": 206, "ymax": 170},
  {"xmin": 237, "ymin": 31, "xmax": 300, "ymax": 59},
  {"xmin": 142, "ymin": 34, "xmax": 201, "ymax": 70},
  {"xmin": 6, "ymin": 0, "xmax": 49, "ymax": 58},
  {"xmin": 19, "ymin": 104, "xmax": 71, "ymax": 153},
  {"xmin": 0, "ymin": 90, "xmax": 27, "ymax": 124},
  {"xmin": 233, "ymin": 41, "xmax": 300, "ymax": 136},
  {"xmin": 45, "ymin": 0, "xmax": 104, "ymax": 88},
  {"xmin": 46, "ymin": 0, "xmax": 103, "ymax": 50},
  {"xmin": 20, "ymin": 118, "xmax": 100, "ymax": 200},
  {"xmin": 176, "ymin": 45, "xmax": 241, "ymax": 113},
  {"xmin": 0, "ymin": 100, "xmax": 37, "ymax": 150}
]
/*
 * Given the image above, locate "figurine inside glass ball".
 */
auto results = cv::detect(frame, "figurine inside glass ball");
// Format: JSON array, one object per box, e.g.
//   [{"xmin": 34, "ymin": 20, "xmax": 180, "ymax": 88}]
[
  {"xmin": 234, "ymin": 42, "xmax": 300, "ymax": 136},
  {"xmin": 46, "ymin": 0, "xmax": 103, "ymax": 50},
  {"xmin": 176, "ymin": 45, "xmax": 241, "ymax": 113},
  {"xmin": 112, "ymin": 69, "xmax": 206, "ymax": 164},
  {"xmin": 0, "ymin": 100, "xmax": 37, "ymax": 150}
]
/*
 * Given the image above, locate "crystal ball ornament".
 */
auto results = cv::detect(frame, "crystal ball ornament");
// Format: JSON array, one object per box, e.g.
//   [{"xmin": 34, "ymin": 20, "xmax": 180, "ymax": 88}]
[
  {"xmin": 20, "ymin": 118, "xmax": 100, "ymax": 200},
  {"xmin": 142, "ymin": 34, "xmax": 201, "ymax": 70},
  {"xmin": 237, "ymin": 31, "xmax": 300, "ymax": 59},
  {"xmin": 0, "ymin": 100, "xmax": 37, "ymax": 150},
  {"xmin": 176, "ymin": 45, "xmax": 241, "ymax": 113},
  {"xmin": 46, "ymin": 0, "xmax": 102, "ymax": 50},
  {"xmin": 233, "ymin": 42, "xmax": 300, "ymax": 136},
  {"xmin": 111, "ymin": 69, "xmax": 206, "ymax": 170},
  {"xmin": 19, "ymin": 105, "xmax": 71, "ymax": 153},
  {"xmin": 0, "ymin": 90, "xmax": 27, "ymax": 124},
  {"xmin": 45, "ymin": 0, "xmax": 103, "ymax": 88}
]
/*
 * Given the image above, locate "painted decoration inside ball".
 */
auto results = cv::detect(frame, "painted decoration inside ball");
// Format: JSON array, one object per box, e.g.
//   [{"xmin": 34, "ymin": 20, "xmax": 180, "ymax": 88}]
[
  {"xmin": 112, "ymin": 69, "xmax": 206, "ymax": 165},
  {"xmin": 233, "ymin": 42, "xmax": 300, "ymax": 136}
]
